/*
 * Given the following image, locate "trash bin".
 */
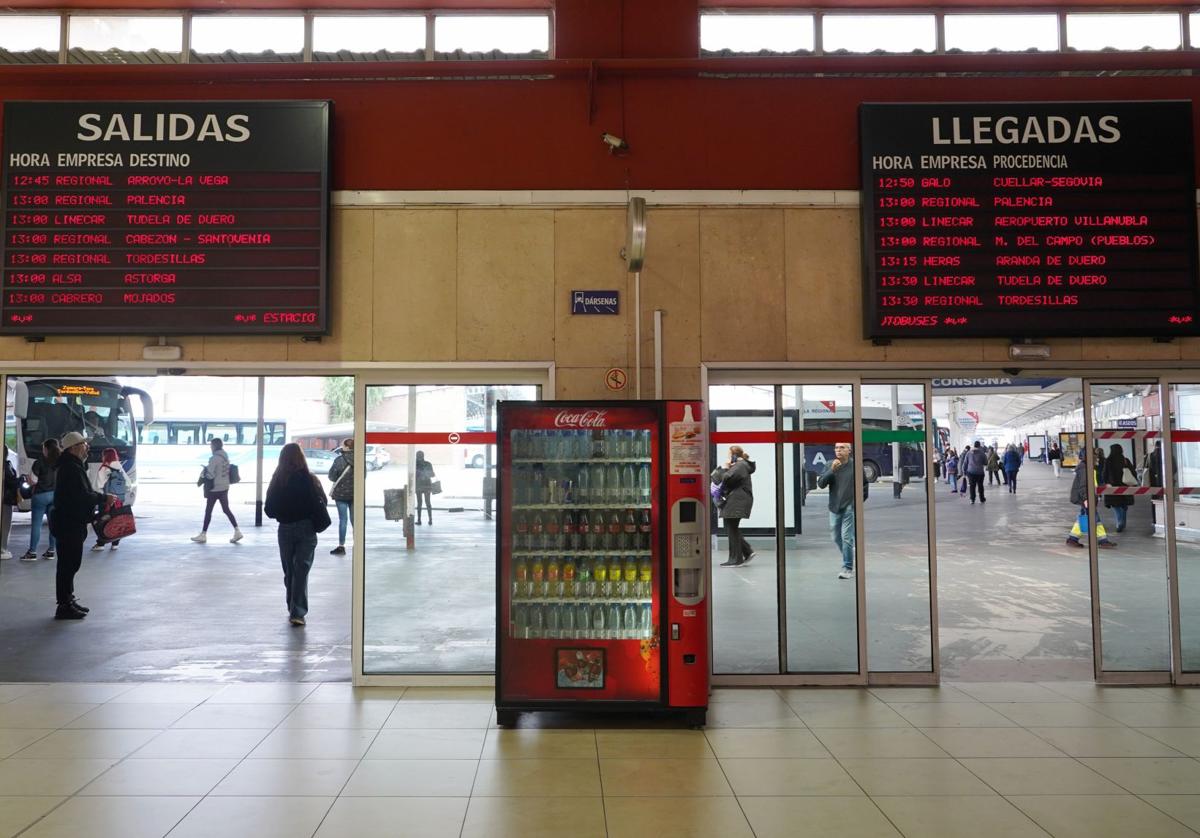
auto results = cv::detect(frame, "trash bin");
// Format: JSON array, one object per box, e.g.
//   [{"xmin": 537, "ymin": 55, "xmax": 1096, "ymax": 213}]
[{"xmin": 384, "ymin": 488, "xmax": 407, "ymax": 521}]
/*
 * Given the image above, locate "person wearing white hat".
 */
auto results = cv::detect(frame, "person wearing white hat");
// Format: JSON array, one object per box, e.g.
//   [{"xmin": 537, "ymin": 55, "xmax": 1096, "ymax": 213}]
[{"xmin": 50, "ymin": 431, "xmax": 114, "ymax": 620}]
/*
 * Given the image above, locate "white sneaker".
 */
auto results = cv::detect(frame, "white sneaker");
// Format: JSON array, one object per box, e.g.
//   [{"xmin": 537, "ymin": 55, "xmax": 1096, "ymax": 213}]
[
  {"xmin": 837, "ymin": 570, "xmax": 855, "ymax": 580},
  {"xmin": 109, "ymin": 544, "xmax": 118, "ymax": 551},
  {"xmin": 230, "ymin": 528, "xmax": 244, "ymax": 544},
  {"xmin": 90, "ymin": 543, "xmax": 104, "ymax": 552},
  {"xmin": 0, "ymin": 550, "xmax": 10, "ymax": 560},
  {"xmin": 190, "ymin": 532, "xmax": 207, "ymax": 544}
]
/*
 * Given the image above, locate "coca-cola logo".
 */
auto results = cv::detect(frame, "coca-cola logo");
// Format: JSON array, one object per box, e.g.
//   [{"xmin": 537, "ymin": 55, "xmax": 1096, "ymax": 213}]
[{"xmin": 553, "ymin": 409, "xmax": 608, "ymax": 428}]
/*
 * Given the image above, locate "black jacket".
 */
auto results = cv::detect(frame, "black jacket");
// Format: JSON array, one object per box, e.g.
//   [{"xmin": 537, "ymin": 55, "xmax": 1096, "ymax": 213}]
[
  {"xmin": 1103, "ymin": 454, "xmax": 1134, "ymax": 509},
  {"xmin": 1069, "ymin": 463, "xmax": 1089, "ymax": 507},
  {"xmin": 712, "ymin": 458, "xmax": 755, "ymax": 520},
  {"xmin": 51, "ymin": 451, "xmax": 103, "ymax": 538},
  {"xmin": 817, "ymin": 455, "xmax": 861, "ymax": 513},
  {"xmin": 328, "ymin": 450, "xmax": 353, "ymax": 503},
  {"xmin": 265, "ymin": 470, "xmax": 325, "ymax": 524}
]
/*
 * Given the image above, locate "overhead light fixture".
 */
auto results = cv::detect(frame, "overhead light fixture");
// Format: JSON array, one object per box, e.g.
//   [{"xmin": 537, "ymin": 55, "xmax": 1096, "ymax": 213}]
[{"xmin": 1009, "ymin": 342, "xmax": 1051, "ymax": 360}]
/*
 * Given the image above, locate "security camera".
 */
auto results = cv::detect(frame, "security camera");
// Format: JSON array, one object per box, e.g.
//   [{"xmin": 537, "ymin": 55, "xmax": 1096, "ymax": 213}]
[
  {"xmin": 1002, "ymin": 367, "xmax": 1022, "ymax": 376},
  {"xmin": 601, "ymin": 132, "xmax": 629, "ymax": 153}
]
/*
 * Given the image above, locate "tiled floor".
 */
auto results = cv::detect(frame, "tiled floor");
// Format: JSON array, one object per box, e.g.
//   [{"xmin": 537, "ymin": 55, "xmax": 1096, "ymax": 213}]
[{"xmin": 1, "ymin": 682, "xmax": 1199, "ymax": 837}]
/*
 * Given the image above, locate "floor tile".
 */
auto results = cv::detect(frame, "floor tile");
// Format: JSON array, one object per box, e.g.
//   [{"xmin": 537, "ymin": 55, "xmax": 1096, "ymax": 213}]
[
  {"xmin": 720, "ymin": 757, "xmax": 861, "ymax": 797},
  {"xmin": 301, "ymin": 684, "xmax": 405, "ymax": 704},
  {"xmin": 873, "ymin": 795, "xmax": 1050, "ymax": 838},
  {"xmin": 0, "ymin": 684, "xmax": 48, "ymax": 703},
  {"xmin": 400, "ymin": 687, "xmax": 493, "ymax": 703},
  {"xmin": 705, "ymin": 729, "xmax": 831, "ymax": 759},
  {"xmin": 17, "ymin": 795, "xmax": 196, "ymax": 838},
  {"xmin": 710, "ymin": 688, "xmax": 791, "ymax": 704},
  {"xmin": 1138, "ymin": 688, "xmax": 1200, "ymax": 704},
  {"xmin": 987, "ymin": 702, "xmax": 1124, "ymax": 728},
  {"xmin": 1043, "ymin": 683, "xmax": 1168, "ymax": 704},
  {"xmin": 0, "ymin": 796, "xmax": 65, "ymax": 838},
  {"xmin": 1029, "ymin": 726, "xmax": 1187, "ymax": 758},
  {"xmin": 604, "ymin": 796, "xmax": 754, "ymax": 838},
  {"xmin": 0, "ymin": 705, "xmax": 96, "ymax": 730},
  {"xmin": 1137, "ymin": 727, "xmax": 1200, "ymax": 757},
  {"xmin": 249, "ymin": 727, "xmax": 378, "ymax": 760},
  {"xmin": 779, "ymin": 688, "xmax": 884, "ymax": 704},
  {"xmin": 208, "ymin": 683, "xmax": 319, "ymax": 704},
  {"xmin": 383, "ymin": 703, "xmax": 493, "ymax": 729},
  {"xmin": 106, "ymin": 684, "xmax": 223, "ymax": 704},
  {"xmin": 165, "ymin": 796, "xmax": 335, "ymax": 838},
  {"xmin": 0, "ymin": 758, "xmax": 116, "ymax": 795},
  {"xmin": 839, "ymin": 757, "xmax": 996, "ymax": 796},
  {"xmin": 889, "ymin": 702, "xmax": 1017, "ymax": 728},
  {"xmin": 600, "ymin": 756, "xmax": 732, "ymax": 796},
  {"xmin": 211, "ymin": 758, "xmax": 359, "ymax": 796},
  {"xmin": 739, "ymin": 796, "xmax": 901, "ymax": 837},
  {"xmin": 171, "ymin": 703, "xmax": 296, "ymax": 729},
  {"xmin": 341, "ymin": 759, "xmax": 478, "ymax": 796},
  {"xmin": 870, "ymin": 686, "xmax": 976, "ymax": 703},
  {"xmin": 705, "ymin": 702, "xmax": 805, "ymax": 728},
  {"xmin": 461, "ymin": 796, "xmax": 607, "ymax": 838},
  {"xmin": 1142, "ymin": 795, "xmax": 1200, "ymax": 833},
  {"xmin": 480, "ymin": 729, "xmax": 597, "ymax": 760},
  {"xmin": 278, "ymin": 702, "xmax": 395, "ymax": 729},
  {"xmin": 314, "ymin": 797, "xmax": 468, "ymax": 838},
  {"xmin": 65, "ymin": 703, "xmax": 194, "ymax": 729},
  {"xmin": 473, "ymin": 758, "xmax": 601, "ymax": 797},
  {"xmin": 1077, "ymin": 757, "xmax": 1200, "ymax": 795},
  {"xmin": 1087, "ymin": 702, "xmax": 1200, "ymax": 728},
  {"xmin": 77, "ymin": 757, "xmax": 237, "ymax": 796},
  {"xmin": 814, "ymin": 728, "xmax": 948, "ymax": 758},
  {"xmin": 595, "ymin": 730, "xmax": 714, "ymax": 759},
  {"xmin": 919, "ymin": 727, "xmax": 1066, "ymax": 758},
  {"xmin": 1008, "ymin": 795, "xmax": 1199, "ymax": 838},
  {"xmin": 793, "ymin": 703, "xmax": 912, "ymax": 728},
  {"xmin": 953, "ymin": 682, "xmax": 1068, "ymax": 703},
  {"xmin": 357, "ymin": 729, "xmax": 481, "ymax": 761},
  {"xmin": 131, "ymin": 728, "xmax": 268, "ymax": 759},
  {"xmin": 960, "ymin": 757, "xmax": 1128, "ymax": 795},
  {"xmin": 14, "ymin": 729, "xmax": 159, "ymax": 760},
  {"xmin": 0, "ymin": 730, "xmax": 53, "ymax": 759},
  {"xmin": 10, "ymin": 684, "xmax": 134, "ymax": 705}
]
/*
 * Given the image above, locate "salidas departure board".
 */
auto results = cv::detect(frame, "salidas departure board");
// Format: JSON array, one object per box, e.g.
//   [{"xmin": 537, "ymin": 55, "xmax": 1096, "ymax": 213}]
[
  {"xmin": 861, "ymin": 101, "xmax": 1199, "ymax": 339},
  {"xmin": 1, "ymin": 101, "xmax": 329, "ymax": 335}
]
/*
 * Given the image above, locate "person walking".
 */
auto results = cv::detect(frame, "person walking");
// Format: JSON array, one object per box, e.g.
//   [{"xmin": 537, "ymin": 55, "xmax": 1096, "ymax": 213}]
[
  {"xmin": 712, "ymin": 446, "xmax": 756, "ymax": 568},
  {"xmin": 191, "ymin": 438, "xmax": 243, "ymax": 544},
  {"xmin": 0, "ymin": 446, "xmax": 18, "ymax": 561},
  {"xmin": 1066, "ymin": 454, "xmax": 1116, "ymax": 549},
  {"xmin": 965, "ymin": 440, "xmax": 988, "ymax": 504},
  {"xmin": 816, "ymin": 441, "xmax": 860, "ymax": 580},
  {"xmin": 90, "ymin": 448, "xmax": 128, "ymax": 551},
  {"xmin": 945, "ymin": 448, "xmax": 959, "ymax": 494},
  {"xmin": 986, "ymin": 446, "xmax": 1002, "ymax": 486},
  {"xmin": 1103, "ymin": 443, "xmax": 1135, "ymax": 533},
  {"xmin": 22, "ymin": 439, "xmax": 59, "ymax": 561},
  {"xmin": 50, "ymin": 432, "xmax": 112, "ymax": 619},
  {"xmin": 1003, "ymin": 443, "xmax": 1022, "ymax": 493},
  {"xmin": 415, "ymin": 450, "xmax": 436, "ymax": 526},
  {"xmin": 1048, "ymin": 442, "xmax": 1063, "ymax": 478},
  {"xmin": 327, "ymin": 438, "xmax": 354, "ymax": 555},
  {"xmin": 265, "ymin": 443, "xmax": 327, "ymax": 626}
]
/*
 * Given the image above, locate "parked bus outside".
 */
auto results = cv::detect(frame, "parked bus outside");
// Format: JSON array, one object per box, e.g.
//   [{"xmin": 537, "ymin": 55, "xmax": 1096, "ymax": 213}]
[{"xmin": 137, "ymin": 417, "xmax": 287, "ymax": 482}]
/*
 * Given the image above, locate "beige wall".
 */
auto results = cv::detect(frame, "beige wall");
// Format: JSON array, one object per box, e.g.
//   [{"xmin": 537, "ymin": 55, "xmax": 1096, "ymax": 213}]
[{"xmin": 3, "ymin": 205, "xmax": 1194, "ymax": 395}]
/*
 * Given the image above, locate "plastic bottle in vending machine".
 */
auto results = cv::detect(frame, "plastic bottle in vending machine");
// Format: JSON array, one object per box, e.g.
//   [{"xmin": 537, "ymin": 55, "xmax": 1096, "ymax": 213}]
[
  {"xmin": 531, "ymin": 513, "xmax": 544, "ymax": 551},
  {"xmin": 606, "ymin": 462, "xmax": 621, "ymax": 503},
  {"xmin": 546, "ymin": 556, "xmax": 560, "ymax": 598},
  {"xmin": 621, "ymin": 464, "xmax": 636, "ymax": 503},
  {"xmin": 561, "ymin": 556, "xmax": 576, "ymax": 598},
  {"xmin": 640, "ymin": 603, "xmax": 653, "ymax": 638},
  {"xmin": 607, "ymin": 603, "xmax": 622, "ymax": 639},
  {"xmin": 514, "ymin": 512, "xmax": 529, "ymax": 551},
  {"xmin": 575, "ymin": 603, "xmax": 591, "ymax": 637},
  {"xmin": 576, "ymin": 558, "xmax": 592, "ymax": 598},
  {"xmin": 623, "ymin": 556, "xmax": 638, "ymax": 593},
  {"xmin": 562, "ymin": 511, "xmax": 577, "ymax": 550},
  {"xmin": 529, "ymin": 604, "xmax": 544, "ymax": 638},
  {"xmin": 544, "ymin": 513, "xmax": 561, "ymax": 551},
  {"xmin": 590, "ymin": 510, "xmax": 606, "ymax": 550},
  {"xmin": 513, "ymin": 604, "xmax": 528, "ymax": 638},
  {"xmin": 622, "ymin": 508, "xmax": 637, "ymax": 550},
  {"xmin": 590, "ymin": 463, "xmax": 605, "ymax": 504},
  {"xmin": 593, "ymin": 557, "xmax": 608, "ymax": 596},
  {"xmin": 560, "ymin": 603, "xmax": 575, "ymax": 635},
  {"xmin": 576, "ymin": 463, "xmax": 590, "ymax": 503},
  {"xmin": 546, "ymin": 602, "xmax": 561, "ymax": 638},
  {"xmin": 609, "ymin": 556, "xmax": 624, "ymax": 597},
  {"xmin": 591, "ymin": 603, "xmax": 605, "ymax": 635},
  {"xmin": 513, "ymin": 558, "xmax": 528, "ymax": 600},
  {"xmin": 607, "ymin": 512, "xmax": 622, "ymax": 551},
  {"xmin": 623, "ymin": 603, "xmax": 638, "ymax": 639},
  {"xmin": 638, "ymin": 463, "xmax": 651, "ymax": 505},
  {"xmin": 638, "ymin": 508, "xmax": 652, "ymax": 550},
  {"xmin": 638, "ymin": 557, "xmax": 653, "ymax": 598},
  {"xmin": 531, "ymin": 557, "xmax": 545, "ymax": 599}
]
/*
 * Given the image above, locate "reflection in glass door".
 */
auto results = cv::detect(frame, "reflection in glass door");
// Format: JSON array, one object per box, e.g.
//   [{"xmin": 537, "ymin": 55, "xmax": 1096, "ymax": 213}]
[{"xmin": 1168, "ymin": 383, "xmax": 1200, "ymax": 678}]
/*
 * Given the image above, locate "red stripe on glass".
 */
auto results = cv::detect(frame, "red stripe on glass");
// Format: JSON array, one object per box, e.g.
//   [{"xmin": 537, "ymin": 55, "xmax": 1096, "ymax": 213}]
[
  {"xmin": 711, "ymin": 431, "xmax": 854, "ymax": 444},
  {"xmin": 365, "ymin": 431, "xmax": 496, "ymax": 445}
]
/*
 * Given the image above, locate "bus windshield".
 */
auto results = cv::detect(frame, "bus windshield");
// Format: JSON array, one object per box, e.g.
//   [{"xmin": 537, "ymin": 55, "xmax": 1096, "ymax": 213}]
[{"xmin": 21, "ymin": 379, "xmax": 134, "ymax": 461}]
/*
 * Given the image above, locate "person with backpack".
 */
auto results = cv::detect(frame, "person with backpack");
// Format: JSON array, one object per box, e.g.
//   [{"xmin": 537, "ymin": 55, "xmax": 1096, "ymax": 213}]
[
  {"xmin": 986, "ymin": 445, "xmax": 1002, "ymax": 486},
  {"xmin": 964, "ymin": 440, "xmax": 989, "ymax": 504},
  {"xmin": 191, "ymin": 437, "xmax": 243, "ymax": 544},
  {"xmin": 1066, "ymin": 454, "xmax": 1117, "ymax": 549},
  {"xmin": 265, "ymin": 443, "xmax": 329, "ymax": 626},
  {"xmin": 327, "ymin": 438, "xmax": 354, "ymax": 555},
  {"xmin": 90, "ymin": 448, "xmax": 127, "ymax": 552},
  {"xmin": 712, "ymin": 446, "xmax": 756, "ymax": 568},
  {"xmin": 945, "ymin": 448, "xmax": 959, "ymax": 494}
]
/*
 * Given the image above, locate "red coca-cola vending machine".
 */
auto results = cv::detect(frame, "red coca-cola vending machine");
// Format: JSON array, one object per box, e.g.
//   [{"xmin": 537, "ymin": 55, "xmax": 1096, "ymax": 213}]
[{"xmin": 495, "ymin": 400, "xmax": 708, "ymax": 726}]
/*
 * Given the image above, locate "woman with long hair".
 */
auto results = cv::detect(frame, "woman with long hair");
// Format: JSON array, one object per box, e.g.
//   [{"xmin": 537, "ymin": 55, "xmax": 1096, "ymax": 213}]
[
  {"xmin": 22, "ymin": 438, "xmax": 60, "ymax": 561},
  {"xmin": 191, "ymin": 437, "xmax": 243, "ymax": 545},
  {"xmin": 415, "ymin": 450, "xmax": 436, "ymax": 525},
  {"xmin": 1103, "ymin": 443, "xmax": 1135, "ymax": 533},
  {"xmin": 265, "ymin": 442, "xmax": 327, "ymax": 626},
  {"xmin": 91, "ymin": 448, "xmax": 128, "ymax": 551}
]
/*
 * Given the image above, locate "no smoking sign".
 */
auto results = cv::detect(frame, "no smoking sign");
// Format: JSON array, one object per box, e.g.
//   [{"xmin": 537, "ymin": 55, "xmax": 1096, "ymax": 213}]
[{"xmin": 605, "ymin": 368, "xmax": 627, "ymax": 392}]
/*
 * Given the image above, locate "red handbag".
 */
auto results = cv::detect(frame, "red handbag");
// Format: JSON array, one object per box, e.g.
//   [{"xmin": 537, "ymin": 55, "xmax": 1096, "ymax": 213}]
[{"xmin": 95, "ymin": 500, "xmax": 136, "ymax": 541}]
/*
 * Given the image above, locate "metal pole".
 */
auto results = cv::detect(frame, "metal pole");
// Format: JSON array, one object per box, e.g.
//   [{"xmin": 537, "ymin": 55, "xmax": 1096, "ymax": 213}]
[
  {"xmin": 406, "ymin": 385, "xmax": 416, "ymax": 551},
  {"xmin": 634, "ymin": 270, "xmax": 642, "ymax": 399},
  {"xmin": 891, "ymin": 384, "xmax": 902, "ymax": 499},
  {"xmin": 653, "ymin": 309, "xmax": 664, "ymax": 399},
  {"xmin": 255, "ymin": 376, "xmax": 265, "ymax": 527},
  {"xmin": 484, "ymin": 386, "xmax": 495, "ymax": 520}
]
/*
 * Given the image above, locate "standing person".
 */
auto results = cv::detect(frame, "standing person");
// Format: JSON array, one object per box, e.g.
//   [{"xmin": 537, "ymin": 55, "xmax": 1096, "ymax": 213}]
[
  {"xmin": 414, "ymin": 450, "xmax": 436, "ymax": 526},
  {"xmin": 965, "ymin": 440, "xmax": 988, "ymax": 504},
  {"xmin": 90, "ymin": 448, "xmax": 128, "ymax": 551},
  {"xmin": 1093, "ymin": 445, "xmax": 1107, "ymax": 486},
  {"xmin": 265, "ymin": 443, "xmax": 327, "ymax": 626},
  {"xmin": 711, "ymin": 446, "xmax": 756, "ymax": 568},
  {"xmin": 816, "ymin": 441, "xmax": 860, "ymax": 580},
  {"xmin": 0, "ymin": 446, "xmax": 17, "ymax": 561},
  {"xmin": 327, "ymin": 438, "xmax": 354, "ymax": 555},
  {"xmin": 51, "ymin": 432, "xmax": 112, "ymax": 619},
  {"xmin": 1003, "ymin": 443, "xmax": 1023, "ymax": 493},
  {"xmin": 1103, "ymin": 443, "xmax": 1135, "ymax": 533},
  {"xmin": 945, "ymin": 448, "xmax": 959, "ymax": 493},
  {"xmin": 22, "ymin": 439, "xmax": 59, "ymax": 561},
  {"xmin": 986, "ymin": 445, "xmax": 1002, "ymax": 486},
  {"xmin": 191, "ymin": 438, "xmax": 243, "ymax": 544},
  {"xmin": 1066, "ymin": 454, "xmax": 1116, "ymax": 549},
  {"xmin": 1048, "ymin": 442, "xmax": 1063, "ymax": 478}
]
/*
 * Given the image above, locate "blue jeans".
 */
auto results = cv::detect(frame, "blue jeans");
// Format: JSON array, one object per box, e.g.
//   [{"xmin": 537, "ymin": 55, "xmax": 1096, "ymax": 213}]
[
  {"xmin": 1113, "ymin": 505, "xmax": 1128, "ymax": 531},
  {"xmin": 29, "ymin": 490, "xmax": 55, "ymax": 553},
  {"xmin": 830, "ymin": 507, "xmax": 856, "ymax": 571},
  {"xmin": 336, "ymin": 499, "xmax": 353, "ymax": 545},
  {"xmin": 277, "ymin": 519, "xmax": 317, "ymax": 619}
]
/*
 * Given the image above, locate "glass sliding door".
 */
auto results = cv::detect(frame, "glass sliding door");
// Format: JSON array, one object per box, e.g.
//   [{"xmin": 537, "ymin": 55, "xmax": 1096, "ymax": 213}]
[{"xmin": 1168, "ymin": 383, "xmax": 1200, "ymax": 679}]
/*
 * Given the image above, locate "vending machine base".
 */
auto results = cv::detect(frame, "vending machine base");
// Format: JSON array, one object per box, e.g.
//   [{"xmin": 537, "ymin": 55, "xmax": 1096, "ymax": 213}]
[{"xmin": 495, "ymin": 706, "xmax": 706, "ymax": 728}]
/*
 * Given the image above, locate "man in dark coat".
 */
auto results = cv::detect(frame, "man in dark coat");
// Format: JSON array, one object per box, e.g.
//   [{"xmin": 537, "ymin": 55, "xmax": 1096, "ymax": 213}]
[
  {"xmin": 817, "ymin": 442, "xmax": 861, "ymax": 579},
  {"xmin": 712, "ymin": 446, "xmax": 756, "ymax": 568},
  {"xmin": 51, "ymin": 431, "xmax": 108, "ymax": 619}
]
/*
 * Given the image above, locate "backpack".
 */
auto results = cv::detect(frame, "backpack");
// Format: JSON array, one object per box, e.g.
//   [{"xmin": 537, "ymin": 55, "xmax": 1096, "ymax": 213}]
[{"xmin": 228, "ymin": 463, "xmax": 241, "ymax": 484}]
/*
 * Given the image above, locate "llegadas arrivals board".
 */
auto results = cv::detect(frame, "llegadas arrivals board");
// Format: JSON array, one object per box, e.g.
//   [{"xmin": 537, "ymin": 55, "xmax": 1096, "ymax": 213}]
[
  {"xmin": 860, "ymin": 101, "xmax": 1199, "ymax": 339},
  {"xmin": 1, "ymin": 101, "xmax": 330, "ymax": 335}
]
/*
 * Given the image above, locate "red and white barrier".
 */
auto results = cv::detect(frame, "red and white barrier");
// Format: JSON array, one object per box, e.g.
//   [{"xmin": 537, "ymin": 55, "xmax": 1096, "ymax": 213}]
[
  {"xmin": 1094, "ymin": 430, "xmax": 1160, "ymax": 440},
  {"xmin": 1095, "ymin": 484, "xmax": 1164, "ymax": 497}
]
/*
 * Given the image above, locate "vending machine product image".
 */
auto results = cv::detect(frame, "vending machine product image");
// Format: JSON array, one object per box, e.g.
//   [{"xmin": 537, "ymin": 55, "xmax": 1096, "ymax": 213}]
[{"xmin": 495, "ymin": 400, "xmax": 708, "ymax": 726}]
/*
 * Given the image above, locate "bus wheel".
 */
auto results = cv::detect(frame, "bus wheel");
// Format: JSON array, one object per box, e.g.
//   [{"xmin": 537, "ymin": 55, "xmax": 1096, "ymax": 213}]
[{"xmin": 863, "ymin": 461, "xmax": 881, "ymax": 483}]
